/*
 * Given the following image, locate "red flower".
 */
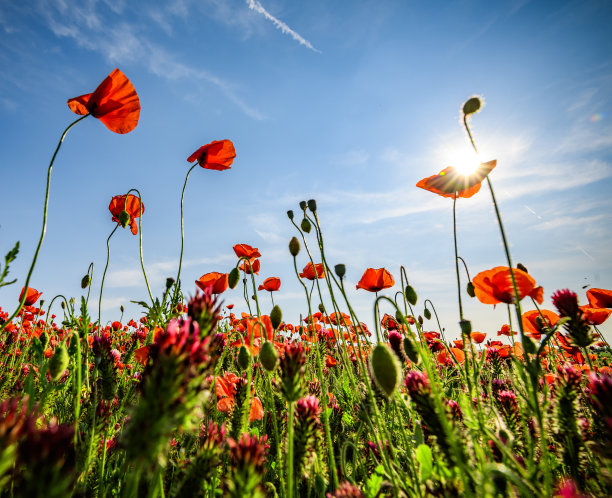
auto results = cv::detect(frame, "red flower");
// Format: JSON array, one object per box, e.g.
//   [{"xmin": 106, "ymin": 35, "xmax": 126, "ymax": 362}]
[
  {"xmin": 108, "ymin": 194, "xmax": 144, "ymax": 235},
  {"xmin": 111, "ymin": 321, "xmax": 122, "ymax": 332},
  {"xmin": 67, "ymin": 68, "xmax": 140, "ymax": 134},
  {"xmin": 19, "ymin": 287, "xmax": 42, "ymax": 306},
  {"xmin": 356, "ymin": 268, "xmax": 394, "ymax": 292},
  {"xmin": 586, "ymin": 288, "xmax": 612, "ymax": 309},
  {"xmin": 196, "ymin": 272, "xmax": 229, "ymax": 294},
  {"xmin": 522, "ymin": 309, "xmax": 559, "ymax": 337},
  {"xmin": 299, "ymin": 262, "xmax": 325, "ymax": 280},
  {"xmin": 239, "ymin": 259, "xmax": 260, "ymax": 275},
  {"xmin": 258, "ymin": 277, "xmax": 281, "ymax": 292},
  {"xmin": 470, "ymin": 331, "xmax": 486, "ymax": 344},
  {"xmin": 472, "ymin": 266, "xmax": 543, "ymax": 305},
  {"xmin": 233, "ymin": 244, "xmax": 261, "ymax": 260},
  {"xmin": 497, "ymin": 324, "xmax": 517, "ymax": 336},
  {"xmin": 188, "ymin": 140, "xmax": 236, "ymax": 171},
  {"xmin": 416, "ymin": 160, "xmax": 497, "ymax": 198},
  {"xmin": 579, "ymin": 306, "xmax": 611, "ymax": 325}
]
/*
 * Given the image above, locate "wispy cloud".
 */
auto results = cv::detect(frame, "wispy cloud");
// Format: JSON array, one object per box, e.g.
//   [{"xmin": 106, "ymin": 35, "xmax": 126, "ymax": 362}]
[{"xmin": 246, "ymin": 0, "xmax": 321, "ymax": 53}]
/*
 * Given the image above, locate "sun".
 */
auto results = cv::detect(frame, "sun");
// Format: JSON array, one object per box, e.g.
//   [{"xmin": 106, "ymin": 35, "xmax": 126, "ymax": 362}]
[{"xmin": 451, "ymin": 147, "xmax": 481, "ymax": 176}]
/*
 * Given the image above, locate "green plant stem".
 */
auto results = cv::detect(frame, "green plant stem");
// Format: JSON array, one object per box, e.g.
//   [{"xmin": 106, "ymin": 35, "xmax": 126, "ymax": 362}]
[
  {"xmin": 174, "ymin": 164, "xmax": 197, "ymax": 294},
  {"xmin": 129, "ymin": 188, "xmax": 154, "ymax": 304},
  {"xmin": 453, "ymin": 194, "xmax": 464, "ymax": 321},
  {"xmin": 423, "ymin": 299, "xmax": 445, "ymax": 341},
  {"xmin": 0, "ymin": 114, "xmax": 89, "ymax": 334},
  {"xmin": 286, "ymin": 400, "xmax": 295, "ymax": 498},
  {"xmin": 98, "ymin": 225, "xmax": 119, "ymax": 326}
]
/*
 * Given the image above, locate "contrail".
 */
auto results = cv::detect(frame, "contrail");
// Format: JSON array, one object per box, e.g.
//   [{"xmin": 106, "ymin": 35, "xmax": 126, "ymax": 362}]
[{"xmin": 246, "ymin": 0, "xmax": 321, "ymax": 53}]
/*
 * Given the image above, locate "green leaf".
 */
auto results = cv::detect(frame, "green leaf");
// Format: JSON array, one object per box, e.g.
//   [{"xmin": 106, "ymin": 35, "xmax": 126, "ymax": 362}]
[
  {"xmin": 365, "ymin": 465, "xmax": 384, "ymax": 498},
  {"xmin": 416, "ymin": 444, "xmax": 433, "ymax": 481}
]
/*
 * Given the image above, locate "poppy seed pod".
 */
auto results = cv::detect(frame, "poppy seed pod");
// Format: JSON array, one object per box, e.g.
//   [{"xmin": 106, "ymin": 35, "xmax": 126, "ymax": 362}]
[
  {"xmin": 287, "ymin": 210, "xmax": 294, "ymax": 220},
  {"xmin": 301, "ymin": 217, "xmax": 312, "ymax": 233},
  {"xmin": 405, "ymin": 285, "xmax": 418, "ymax": 306},
  {"xmin": 307, "ymin": 199, "xmax": 317, "ymax": 212},
  {"xmin": 237, "ymin": 345, "xmax": 250, "ymax": 371},
  {"xmin": 259, "ymin": 341, "xmax": 278, "ymax": 372},
  {"xmin": 466, "ymin": 281, "xmax": 476, "ymax": 298},
  {"xmin": 334, "ymin": 264, "xmax": 346, "ymax": 279},
  {"xmin": 370, "ymin": 344, "xmax": 401, "ymax": 397},
  {"xmin": 289, "ymin": 237, "xmax": 300, "ymax": 257},
  {"xmin": 460, "ymin": 319, "xmax": 472, "ymax": 336},
  {"xmin": 118, "ymin": 210, "xmax": 131, "ymax": 229},
  {"xmin": 462, "ymin": 96, "xmax": 482, "ymax": 116},
  {"xmin": 81, "ymin": 274, "xmax": 91, "ymax": 289},
  {"xmin": 228, "ymin": 267, "xmax": 240, "ymax": 289},
  {"xmin": 49, "ymin": 344, "xmax": 69, "ymax": 381},
  {"xmin": 299, "ymin": 201, "xmax": 307, "ymax": 211},
  {"xmin": 270, "ymin": 305, "xmax": 282, "ymax": 329},
  {"xmin": 424, "ymin": 308, "xmax": 432, "ymax": 320},
  {"xmin": 402, "ymin": 336, "xmax": 420, "ymax": 364}
]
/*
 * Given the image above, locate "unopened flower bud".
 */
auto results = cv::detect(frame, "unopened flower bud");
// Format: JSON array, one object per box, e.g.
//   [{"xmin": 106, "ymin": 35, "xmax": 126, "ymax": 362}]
[
  {"xmin": 237, "ymin": 345, "xmax": 250, "ymax": 370},
  {"xmin": 81, "ymin": 274, "xmax": 91, "ymax": 289},
  {"xmin": 118, "ymin": 210, "xmax": 131, "ymax": 228},
  {"xmin": 270, "ymin": 305, "xmax": 282, "ymax": 329},
  {"xmin": 166, "ymin": 277, "xmax": 175, "ymax": 290},
  {"xmin": 402, "ymin": 336, "xmax": 420, "ymax": 364},
  {"xmin": 516, "ymin": 263, "xmax": 528, "ymax": 273},
  {"xmin": 289, "ymin": 237, "xmax": 300, "ymax": 257},
  {"xmin": 299, "ymin": 201, "xmax": 307, "ymax": 211},
  {"xmin": 39, "ymin": 331, "xmax": 49, "ymax": 350},
  {"xmin": 462, "ymin": 96, "xmax": 482, "ymax": 116},
  {"xmin": 370, "ymin": 344, "xmax": 401, "ymax": 397},
  {"xmin": 466, "ymin": 281, "xmax": 476, "ymax": 298},
  {"xmin": 405, "ymin": 285, "xmax": 418, "ymax": 306},
  {"xmin": 228, "ymin": 267, "xmax": 240, "ymax": 289},
  {"xmin": 307, "ymin": 199, "xmax": 317, "ymax": 212},
  {"xmin": 334, "ymin": 264, "xmax": 346, "ymax": 279},
  {"xmin": 318, "ymin": 303, "xmax": 325, "ymax": 314},
  {"xmin": 418, "ymin": 315, "xmax": 423, "ymax": 325},
  {"xmin": 61, "ymin": 301, "xmax": 66, "ymax": 310},
  {"xmin": 301, "ymin": 217, "xmax": 312, "ymax": 233},
  {"xmin": 49, "ymin": 344, "xmax": 69, "ymax": 381},
  {"xmin": 287, "ymin": 210, "xmax": 294, "ymax": 220},
  {"xmin": 460, "ymin": 319, "xmax": 472, "ymax": 336},
  {"xmin": 259, "ymin": 341, "xmax": 278, "ymax": 372},
  {"xmin": 120, "ymin": 305, "xmax": 125, "ymax": 313},
  {"xmin": 423, "ymin": 308, "xmax": 431, "ymax": 320}
]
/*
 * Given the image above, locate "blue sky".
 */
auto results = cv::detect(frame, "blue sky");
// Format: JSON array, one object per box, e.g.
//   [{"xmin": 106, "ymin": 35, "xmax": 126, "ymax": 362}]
[{"xmin": 1, "ymin": 0, "xmax": 611, "ymax": 342}]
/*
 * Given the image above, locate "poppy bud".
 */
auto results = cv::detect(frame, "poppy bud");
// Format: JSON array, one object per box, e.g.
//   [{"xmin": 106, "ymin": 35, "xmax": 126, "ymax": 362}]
[
  {"xmin": 423, "ymin": 308, "xmax": 431, "ymax": 320},
  {"xmin": 49, "ymin": 344, "xmax": 69, "ymax": 381},
  {"xmin": 318, "ymin": 303, "xmax": 325, "ymax": 314},
  {"xmin": 237, "ymin": 345, "xmax": 250, "ymax": 370},
  {"xmin": 466, "ymin": 281, "xmax": 476, "ymax": 298},
  {"xmin": 289, "ymin": 237, "xmax": 300, "ymax": 257},
  {"xmin": 39, "ymin": 331, "xmax": 49, "ymax": 350},
  {"xmin": 307, "ymin": 199, "xmax": 317, "ymax": 212},
  {"xmin": 460, "ymin": 319, "xmax": 472, "ymax": 336},
  {"xmin": 120, "ymin": 305, "xmax": 125, "ymax": 314},
  {"xmin": 462, "ymin": 96, "xmax": 482, "ymax": 116},
  {"xmin": 166, "ymin": 277, "xmax": 175, "ymax": 290},
  {"xmin": 81, "ymin": 274, "xmax": 91, "ymax": 289},
  {"xmin": 118, "ymin": 210, "xmax": 131, "ymax": 228},
  {"xmin": 334, "ymin": 264, "xmax": 346, "ymax": 279},
  {"xmin": 299, "ymin": 201, "xmax": 307, "ymax": 211},
  {"xmin": 301, "ymin": 217, "xmax": 312, "ymax": 233},
  {"xmin": 61, "ymin": 301, "xmax": 66, "ymax": 310},
  {"xmin": 405, "ymin": 285, "xmax": 418, "ymax": 306},
  {"xmin": 228, "ymin": 267, "xmax": 240, "ymax": 289},
  {"xmin": 270, "ymin": 305, "xmax": 282, "ymax": 329},
  {"xmin": 418, "ymin": 315, "xmax": 423, "ymax": 325},
  {"xmin": 259, "ymin": 341, "xmax": 278, "ymax": 372},
  {"xmin": 39, "ymin": 299, "xmax": 45, "ymax": 308},
  {"xmin": 516, "ymin": 263, "xmax": 529, "ymax": 274},
  {"xmin": 370, "ymin": 344, "xmax": 401, "ymax": 397},
  {"xmin": 402, "ymin": 336, "xmax": 420, "ymax": 364},
  {"xmin": 287, "ymin": 210, "xmax": 294, "ymax": 220}
]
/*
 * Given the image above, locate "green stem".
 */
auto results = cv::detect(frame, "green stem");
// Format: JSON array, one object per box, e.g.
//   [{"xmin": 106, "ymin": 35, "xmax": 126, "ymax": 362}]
[
  {"xmin": 175, "ymin": 164, "xmax": 197, "ymax": 292},
  {"xmin": 453, "ymin": 193, "xmax": 464, "ymax": 321},
  {"xmin": 0, "ymin": 114, "xmax": 89, "ymax": 334},
  {"xmin": 286, "ymin": 401, "xmax": 295, "ymax": 498},
  {"xmin": 98, "ymin": 225, "xmax": 119, "ymax": 326}
]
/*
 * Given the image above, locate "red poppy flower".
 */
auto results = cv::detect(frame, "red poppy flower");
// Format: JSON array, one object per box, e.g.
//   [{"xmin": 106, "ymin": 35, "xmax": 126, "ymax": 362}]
[
  {"xmin": 579, "ymin": 306, "xmax": 611, "ymax": 325},
  {"xmin": 67, "ymin": 68, "xmax": 140, "ymax": 134},
  {"xmin": 356, "ymin": 268, "xmax": 395, "ymax": 292},
  {"xmin": 188, "ymin": 139, "xmax": 236, "ymax": 171},
  {"xmin": 470, "ymin": 331, "xmax": 486, "ymax": 344},
  {"xmin": 111, "ymin": 321, "xmax": 122, "ymax": 332},
  {"xmin": 416, "ymin": 160, "xmax": 497, "ymax": 198},
  {"xmin": 233, "ymin": 243, "xmax": 261, "ymax": 260},
  {"xmin": 437, "ymin": 348, "xmax": 465, "ymax": 364},
  {"xmin": 258, "ymin": 277, "xmax": 281, "ymax": 292},
  {"xmin": 108, "ymin": 194, "xmax": 144, "ymax": 235},
  {"xmin": 521, "ymin": 309, "xmax": 559, "ymax": 336},
  {"xmin": 239, "ymin": 259, "xmax": 260, "ymax": 275},
  {"xmin": 472, "ymin": 266, "xmax": 543, "ymax": 305},
  {"xmin": 299, "ymin": 262, "xmax": 325, "ymax": 280},
  {"xmin": 196, "ymin": 272, "xmax": 229, "ymax": 294},
  {"xmin": 586, "ymin": 288, "xmax": 612, "ymax": 309},
  {"xmin": 497, "ymin": 324, "xmax": 517, "ymax": 336},
  {"xmin": 19, "ymin": 287, "xmax": 42, "ymax": 306}
]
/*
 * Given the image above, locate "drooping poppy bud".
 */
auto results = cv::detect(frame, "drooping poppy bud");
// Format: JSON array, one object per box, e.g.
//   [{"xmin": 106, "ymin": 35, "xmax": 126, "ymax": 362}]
[
  {"xmin": 334, "ymin": 264, "xmax": 346, "ymax": 279},
  {"xmin": 237, "ymin": 345, "xmax": 250, "ymax": 371},
  {"xmin": 259, "ymin": 341, "xmax": 278, "ymax": 372},
  {"xmin": 370, "ymin": 344, "xmax": 401, "ymax": 397},
  {"xmin": 289, "ymin": 237, "xmax": 300, "ymax": 257},
  {"xmin": 466, "ymin": 281, "xmax": 476, "ymax": 298},
  {"xmin": 49, "ymin": 344, "xmax": 69, "ymax": 381},
  {"xmin": 405, "ymin": 285, "xmax": 418, "ymax": 306},
  {"xmin": 301, "ymin": 217, "xmax": 312, "ymax": 233},
  {"xmin": 81, "ymin": 274, "xmax": 91, "ymax": 289},
  {"xmin": 287, "ymin": 210, "xmax": 294, "ymax": 220},
  {"xmin": 228, "ymin": 267, "xmax": 240, "ymax": 289},
  {"xmin": 424, "ymin": 308, "xmax": 432, "ymax": 320},
  {"xmin": 118, "ymin": 210, "xmax": 131, "ymax": 228},
  {"xmin": 270, "ymin": 305, "xmax": 282, "ymax": 330},
  {"xmin": 462, "ymin": 96, "xmax": 482, "ymax": 116},
  {"xmin": 307, "ymin": 199, "xmax": 317, "ymax": 212}
]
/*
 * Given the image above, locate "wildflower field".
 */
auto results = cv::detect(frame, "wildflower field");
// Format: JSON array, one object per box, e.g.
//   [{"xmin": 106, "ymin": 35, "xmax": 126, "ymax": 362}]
[{"xmin": 1, "ymin": 68, "xmax": 612, "ymax": 498}]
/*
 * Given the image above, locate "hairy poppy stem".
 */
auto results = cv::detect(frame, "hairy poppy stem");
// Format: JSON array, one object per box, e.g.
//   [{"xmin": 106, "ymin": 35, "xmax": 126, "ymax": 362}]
[
  {"xmin": 0, "ymin": 114, "xmax": 89, "ymax": 335},
  {"xmin": 453, "ymin": 194, "xmax": 464, "ymax": 321},
  {"xmin": 127, "ymin": 188, "xmax": 154, "ymax": 304},
  {"xmin": 423, "ymin": 300, "xmax": 445, "ymax": 341},
  {"xmin": 174, "ymin": 164, "xmax": 197, "ymax": 295},
  {"xmin": 98, "ymin": 225, "xmax": 119, "ymax": 326}
]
